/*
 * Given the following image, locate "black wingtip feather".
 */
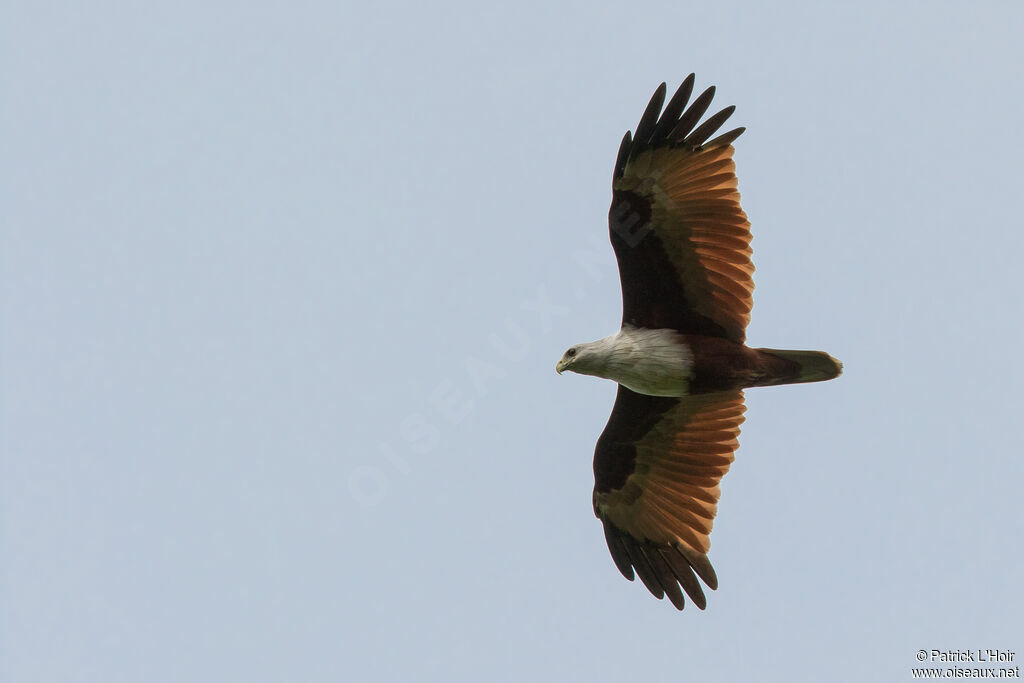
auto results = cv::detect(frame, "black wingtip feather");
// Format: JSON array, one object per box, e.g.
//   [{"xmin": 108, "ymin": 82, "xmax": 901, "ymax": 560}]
[
  {"xmin": 650, "ymin": 75, "xmax": 695, "ymax": 144},
  {"xmin": 613, "ymin": 75, "xmax": 744, "ymax": 188},
  {"xmin": 668, "ymin": 85, "xmax": 717, "ymax": 142},
  {"xmin": 684, "ymin": 105, "xmax": 736, "ymax": 148},
  {"xmin": 613, "ymin": 131, "xmax": 632, "ymax": 181},
  {"xmin": 643, "ymin": 547, "xmax": 687, "ymax": 610},
  {"xmin": 704, "ymin": 126, "xmax": 745, "ymax": 149},
  {"xmin": 620, "ymin": 535, "xmax": 665, "ymax": 600},
  {"xmin": 683, "ymin": 550, "xmax": 719, "ymax": 590},
  {"xmin": 602, "ymin": 518, "xmax": 636, "ymax": 581},
  {"xmin": 602, "ymin": 515, "xmax": 723, "ymax": 610},
  {"xmin": 663, "ymin": 549, "xmax": 708, "ymax": 610},
  {"xmin": 632, "ymin": 82, "xmax": 667, "ymax": 148}
]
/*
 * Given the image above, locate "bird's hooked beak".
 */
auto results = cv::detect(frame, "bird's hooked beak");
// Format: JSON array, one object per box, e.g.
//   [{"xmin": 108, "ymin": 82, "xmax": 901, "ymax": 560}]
[{"xmin": 555, "ymin": 358, "xmax": 569, "ymax": 374}]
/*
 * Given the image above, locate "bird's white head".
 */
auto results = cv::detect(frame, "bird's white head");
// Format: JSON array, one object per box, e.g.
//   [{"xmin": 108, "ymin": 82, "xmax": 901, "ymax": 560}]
[
  {"xmin": 555, "ymin": 346, "xmax": 578, "ymax": 375},
  {"xmin": 555, "ymin": 341, "xmax": 607, "ymax": 377}
]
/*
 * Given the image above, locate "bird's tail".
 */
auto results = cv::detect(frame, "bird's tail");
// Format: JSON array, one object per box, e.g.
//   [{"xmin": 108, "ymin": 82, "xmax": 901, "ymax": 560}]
[{"xmin": 754, "ymin": 348, "xmax": 843, "ymax": 386}]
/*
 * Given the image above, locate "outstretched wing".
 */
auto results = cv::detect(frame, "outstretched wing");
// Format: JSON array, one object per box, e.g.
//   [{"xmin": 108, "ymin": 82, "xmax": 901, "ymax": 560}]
[
  {"xmin": 593, "ymin": 385, "xmax": 745, "ymax": 610},
  {"xmin": 609, "ymin": 75, "xmax": 753, "ymax": 343}
]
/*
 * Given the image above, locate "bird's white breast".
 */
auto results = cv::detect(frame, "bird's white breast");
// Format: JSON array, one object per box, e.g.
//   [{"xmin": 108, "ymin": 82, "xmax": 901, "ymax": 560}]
[{"xmin": 597, "ymin": 326, "xmax": 694, "ymax": 397}]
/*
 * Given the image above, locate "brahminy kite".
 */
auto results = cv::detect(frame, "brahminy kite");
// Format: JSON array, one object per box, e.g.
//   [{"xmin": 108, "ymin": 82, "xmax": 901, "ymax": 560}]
[{"xmin": 556, "ymin": 75, "xmax": 842, "ymax": 610}]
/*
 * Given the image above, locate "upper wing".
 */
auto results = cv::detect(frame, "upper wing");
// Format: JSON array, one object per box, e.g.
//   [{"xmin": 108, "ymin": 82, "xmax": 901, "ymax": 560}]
[
  {"xmin": 609, "ymin": 75, "xmax": 754, "ymax": 343},
  {"xmin": 593, "ymin": 385, "xmax": 745, "ymax": 610}
]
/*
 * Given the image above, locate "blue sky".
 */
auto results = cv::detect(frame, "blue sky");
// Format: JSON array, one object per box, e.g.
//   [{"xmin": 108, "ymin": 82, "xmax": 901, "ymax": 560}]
[{"xmin": 3, "ymin": 2, "xmax": 1023, "ymax": 681}]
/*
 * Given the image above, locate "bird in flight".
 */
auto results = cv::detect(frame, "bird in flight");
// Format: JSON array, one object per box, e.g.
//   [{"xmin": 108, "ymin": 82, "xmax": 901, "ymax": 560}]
[{"xmin": 556, "ymin": 75, "xmax": 842, "ymax": 610}]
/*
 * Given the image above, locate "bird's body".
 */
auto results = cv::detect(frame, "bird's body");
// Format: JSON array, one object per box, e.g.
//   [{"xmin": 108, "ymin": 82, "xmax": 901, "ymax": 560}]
[
  {"xmin": 557, "ymin": 74, "xmax": 841, "ymax": 611},
  {"xmin": 558, "ymin": 326, "xmax": 839, "ymax": 397}
]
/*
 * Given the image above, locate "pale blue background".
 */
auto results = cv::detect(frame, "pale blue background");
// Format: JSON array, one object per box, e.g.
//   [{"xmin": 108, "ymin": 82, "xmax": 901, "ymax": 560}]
[{"xmin": 3, "ymin": 2, "xmax": 1022, "ymax": 681}]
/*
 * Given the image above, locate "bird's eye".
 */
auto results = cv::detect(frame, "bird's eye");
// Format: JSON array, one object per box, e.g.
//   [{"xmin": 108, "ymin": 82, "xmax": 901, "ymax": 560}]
[{"xmin": 566, "ymin": 348, "xmax": 577, "ymax": 357}]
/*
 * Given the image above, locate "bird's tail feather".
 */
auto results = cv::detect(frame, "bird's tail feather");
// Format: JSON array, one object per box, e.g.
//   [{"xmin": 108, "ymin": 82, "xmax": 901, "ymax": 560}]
[{"xmin": 755, "ymin": 348, "xmax": 843, "ymax": 385}]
